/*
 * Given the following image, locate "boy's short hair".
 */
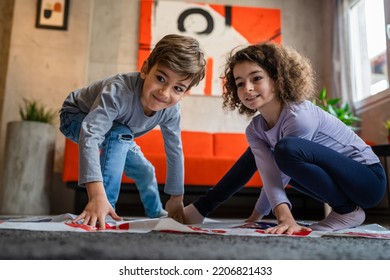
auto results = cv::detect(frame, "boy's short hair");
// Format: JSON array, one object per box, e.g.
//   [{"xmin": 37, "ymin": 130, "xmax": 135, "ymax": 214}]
[{"xmin": 145, "ymin": 34, "xmax": 206, "ymax": 90}]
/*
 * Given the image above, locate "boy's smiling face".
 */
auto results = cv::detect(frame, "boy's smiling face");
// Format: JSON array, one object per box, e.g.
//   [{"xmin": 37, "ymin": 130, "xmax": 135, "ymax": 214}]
[{"xmin": 140, "ymin": 62, "xmax": 191, "ymax": 116}]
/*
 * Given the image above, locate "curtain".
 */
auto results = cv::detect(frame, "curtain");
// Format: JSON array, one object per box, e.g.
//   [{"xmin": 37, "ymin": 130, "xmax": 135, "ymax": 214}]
[{"xmin": 331, "ymin": 0, "xmax": 355, "ymax": 107}]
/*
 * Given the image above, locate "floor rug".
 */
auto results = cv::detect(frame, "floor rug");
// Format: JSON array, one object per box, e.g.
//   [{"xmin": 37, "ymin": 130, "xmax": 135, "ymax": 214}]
[{"xmin": 1, "ymin": 214, "xmax": 389, "ymax": 239}]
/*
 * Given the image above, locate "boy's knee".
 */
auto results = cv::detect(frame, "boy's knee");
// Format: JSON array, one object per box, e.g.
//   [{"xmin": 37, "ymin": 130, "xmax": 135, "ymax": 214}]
[
  {"xmin": 109, "ymin": 122, "xmax": 133, "ymax": 142},
  {"xmin": 143, "ymin": 163, "xmax": 156, "ymax": 179},
  {"xmin": 118, "ymin": 133, "xmax": 134, "ymax": 144},
  {"xmin": 126, "ymin": 159, "xmax": 156, "ymax": 179},
  {"xmin": 128, "ymin": 141, "xmax": 141, "ymax": 153}
]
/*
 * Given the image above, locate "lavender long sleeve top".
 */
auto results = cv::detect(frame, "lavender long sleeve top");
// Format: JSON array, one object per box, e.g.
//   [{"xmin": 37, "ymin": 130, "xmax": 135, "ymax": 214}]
[{"xmin": 246, "ymin": 100, "xmax": 379, "ymax": 216}]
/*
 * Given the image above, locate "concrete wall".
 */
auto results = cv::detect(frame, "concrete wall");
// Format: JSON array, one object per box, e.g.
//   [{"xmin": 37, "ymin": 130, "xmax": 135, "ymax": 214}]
[
  {"xmin": 0, "ymin": 0, "xmax": 93, "ymax": 213},
  {"xmin": 0, "ymin": 0, "xmax": 331, "ymax": 214},
  {"xmin": 0, "ymin": 0, "xmax": 15, "ymax": 129},
  {"xmin": 0, "ymin": 0, "xmax": 15, "ymax": 206}
]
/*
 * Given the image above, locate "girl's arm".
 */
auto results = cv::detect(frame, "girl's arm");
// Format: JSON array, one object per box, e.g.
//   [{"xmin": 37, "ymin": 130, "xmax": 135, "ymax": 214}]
[
  {"xmin": 246, "ymin": 122, "xmax": 292, "ymax": 213},
  {"xmin": 264, "ymin": 203, "xmax": 311, "ymax": 235}
]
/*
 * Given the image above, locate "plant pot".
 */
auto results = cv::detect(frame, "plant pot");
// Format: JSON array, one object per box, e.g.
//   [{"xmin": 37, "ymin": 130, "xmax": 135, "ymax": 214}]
[{"xmin": 0, "ymin": 121, "xmax": 55, "ymax": 215}]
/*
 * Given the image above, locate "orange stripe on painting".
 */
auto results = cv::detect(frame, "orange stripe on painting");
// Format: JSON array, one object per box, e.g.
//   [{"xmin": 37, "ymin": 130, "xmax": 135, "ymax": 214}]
[
  {"xmin": 231, "ymin": 6, "xmax": 281, "ymax": 44},
  {"xmin": 209, "ymin": 4, "xmax": 226, "ymax": 17},
  {"xmin": 138, "ymin": 0, "xmax": 154, "ymax": 71},
  {"xmin": 204, "ymin": 57, "xmax": 213, "ymax": 96}
]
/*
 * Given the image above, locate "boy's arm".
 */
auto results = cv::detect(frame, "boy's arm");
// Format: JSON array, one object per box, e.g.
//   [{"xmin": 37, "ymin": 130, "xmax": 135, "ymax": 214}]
[
  {"xmin": 160, "ymin": 113, "xmax": 185, "ymax": 222},
  {"xmin": 73, "ymin": 181, "xmax": 121, "ymax": 229},
  {"xmin": 74, "ymin": 82, "xmax": 128, "ymax": 228}
]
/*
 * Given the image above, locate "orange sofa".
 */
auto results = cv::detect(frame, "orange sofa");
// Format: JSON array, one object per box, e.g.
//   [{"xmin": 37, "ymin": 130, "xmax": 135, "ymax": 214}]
[{"xmin": 62, "ymin": 130, "xmax": 262, "ymax": 188}]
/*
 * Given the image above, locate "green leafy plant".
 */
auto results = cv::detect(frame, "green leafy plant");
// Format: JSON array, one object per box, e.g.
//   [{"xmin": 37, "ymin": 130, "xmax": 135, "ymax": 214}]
[
  {"xmin": 19, "ymin": 98, "xmax": 56, "ymax": 124},
  {"xmin": 313, "ymin": 87, "xmax": 361, "ymax": 131}
]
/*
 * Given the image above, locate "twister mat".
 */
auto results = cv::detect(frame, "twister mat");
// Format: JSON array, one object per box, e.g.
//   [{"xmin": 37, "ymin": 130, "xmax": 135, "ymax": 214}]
[{"xmin": 0, "ymin": 214, "xmax": 389, "ymax": 239}]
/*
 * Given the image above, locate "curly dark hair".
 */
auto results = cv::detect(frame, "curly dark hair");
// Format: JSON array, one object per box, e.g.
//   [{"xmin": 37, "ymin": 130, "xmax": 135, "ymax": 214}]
[{"xmin": 222, "ymin": 42, "xmax": 316, "ymax": 117}]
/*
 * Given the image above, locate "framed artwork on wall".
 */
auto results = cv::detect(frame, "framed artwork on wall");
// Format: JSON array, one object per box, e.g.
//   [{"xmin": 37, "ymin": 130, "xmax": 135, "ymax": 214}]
[
  {"xmin": 138, "ymin": 0, "xmax": 281, "ymax": 96},
  {"xmin": 36, "ymin": 0, "xmax": 70, "ymax": 30}
]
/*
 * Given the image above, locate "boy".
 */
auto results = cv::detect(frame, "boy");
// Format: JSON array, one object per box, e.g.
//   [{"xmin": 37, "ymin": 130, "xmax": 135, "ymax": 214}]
[{"xmin": 59, "ymin": 34, "xmax": 206, "ymax": 229}]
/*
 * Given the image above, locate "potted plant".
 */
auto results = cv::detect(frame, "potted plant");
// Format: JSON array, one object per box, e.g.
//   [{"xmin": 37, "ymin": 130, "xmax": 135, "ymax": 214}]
[
  {"xmin": 313, "ymin": 87, "xmax": 361, "ymax": 131},
  {"xmin": 1, "ymin": 99, "xmax": 57, "ymax": 215},
  {"xmin": 19, "ymin": 98, "xmax": 56, "ymax": 123}
]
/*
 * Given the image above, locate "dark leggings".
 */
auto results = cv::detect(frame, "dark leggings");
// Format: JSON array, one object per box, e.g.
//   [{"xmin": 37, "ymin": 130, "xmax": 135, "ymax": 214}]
[{"xmin": 193, "ymin": 137, "xmax": 386, "ymax": 217}]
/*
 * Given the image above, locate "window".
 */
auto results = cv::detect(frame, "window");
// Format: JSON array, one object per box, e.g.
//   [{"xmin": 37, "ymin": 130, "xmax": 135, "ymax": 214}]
[{"xmin": 349, "ymin": 0, "xmax": 389, "ymax": 102}]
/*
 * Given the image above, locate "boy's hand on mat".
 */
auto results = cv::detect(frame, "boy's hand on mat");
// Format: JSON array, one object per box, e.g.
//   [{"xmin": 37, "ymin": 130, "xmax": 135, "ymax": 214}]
[
  {"xmin": 73, "ymin": 197, "xmax": 121, "ymax": 229},
  {"xmin": 73, "ymin": 181, "xmax": 121, "ymax": 229},
  {"xmin": 166, "ymin": 195, "xmax": 185, "ymax": 223}
]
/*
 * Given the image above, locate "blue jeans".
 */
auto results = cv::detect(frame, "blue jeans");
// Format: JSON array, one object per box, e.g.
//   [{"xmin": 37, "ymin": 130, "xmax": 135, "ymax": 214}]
[
  {"xmin": 59, "ymin": 111, "xmax": 163, "ymax": 218},
  {"xmin": 194, "ymin": 137, "xmax": 386, "ymax": 216}
]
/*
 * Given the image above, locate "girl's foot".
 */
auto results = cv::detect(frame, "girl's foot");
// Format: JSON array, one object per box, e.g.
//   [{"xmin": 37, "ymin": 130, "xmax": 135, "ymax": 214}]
[
  {"xmin": 309, "ymin": 206, "xmax": 365, "ymax": 231},
  {"xmin": 183, "ymin": 204, "xmax": 205, "ymax": 224}
]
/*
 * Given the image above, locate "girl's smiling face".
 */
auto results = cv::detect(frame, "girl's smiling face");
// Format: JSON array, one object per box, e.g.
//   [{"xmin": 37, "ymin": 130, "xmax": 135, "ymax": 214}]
[
  {"xmin": 140, "ymin": 62, "xmax": 191, "ymax": 116},
  {"xmin": 233, "ymin": 61, "xmax": 278, "ymax": 113}
]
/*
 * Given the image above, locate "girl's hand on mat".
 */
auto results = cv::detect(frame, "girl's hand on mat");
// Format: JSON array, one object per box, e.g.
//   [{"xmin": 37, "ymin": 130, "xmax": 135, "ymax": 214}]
[
  {"xmin": 264, "ymin": 221, "xmax": 312, "ymax": 235},
  {"xmin": 267, "ymin": 203, "xmax": 312, "ymax": 235},
  {"xmin": 245, "ymin": 209, "xmax": 263, "ymax": 222},
  {"xmin": 166, "ymin": 195, "xmax": 185, "ymax": 223}
]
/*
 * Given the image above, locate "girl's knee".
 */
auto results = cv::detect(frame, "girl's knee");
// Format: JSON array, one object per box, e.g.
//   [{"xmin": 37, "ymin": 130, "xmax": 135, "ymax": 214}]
[
  {"xmin": 274, "ymin": 137, "xmax": 299, "ymax": 156},
  {"xmin": 274, "ymin": 137, "xmax": 305, "ymax": 169}
]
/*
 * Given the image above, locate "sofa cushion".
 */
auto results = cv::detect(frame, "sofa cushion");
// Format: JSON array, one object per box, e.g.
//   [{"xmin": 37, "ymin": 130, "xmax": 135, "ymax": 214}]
[
  {"xmin": 135, "ymin": 130, "xmax": 213, "ymax": 157},
  {"xmin": 135, "ymin": 129, "xmax": 164, "ymax": 155},
  {"xmin": 135, "ymin": 130, "xmax": 214, "ymax": 184},
  {"xmin": 184, "ymin": 156, "xmax": 262, "ymax": 187},
  {"xmin": 62, "ymin": 139, "xmax": 79, "ymax": 182},
  {"xmin": 181, "ymin": 131, "xmax": 213, "ymax": 157},
  {"xmin": 213, "ymin": 132, "xmax": 249, "ymax": 158}
]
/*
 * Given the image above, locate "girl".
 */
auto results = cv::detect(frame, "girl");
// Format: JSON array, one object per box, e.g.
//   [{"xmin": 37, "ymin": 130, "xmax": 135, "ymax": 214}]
[{"xmin": 184, "ymin": 42, "xmax": 386, "ymax": 234}]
